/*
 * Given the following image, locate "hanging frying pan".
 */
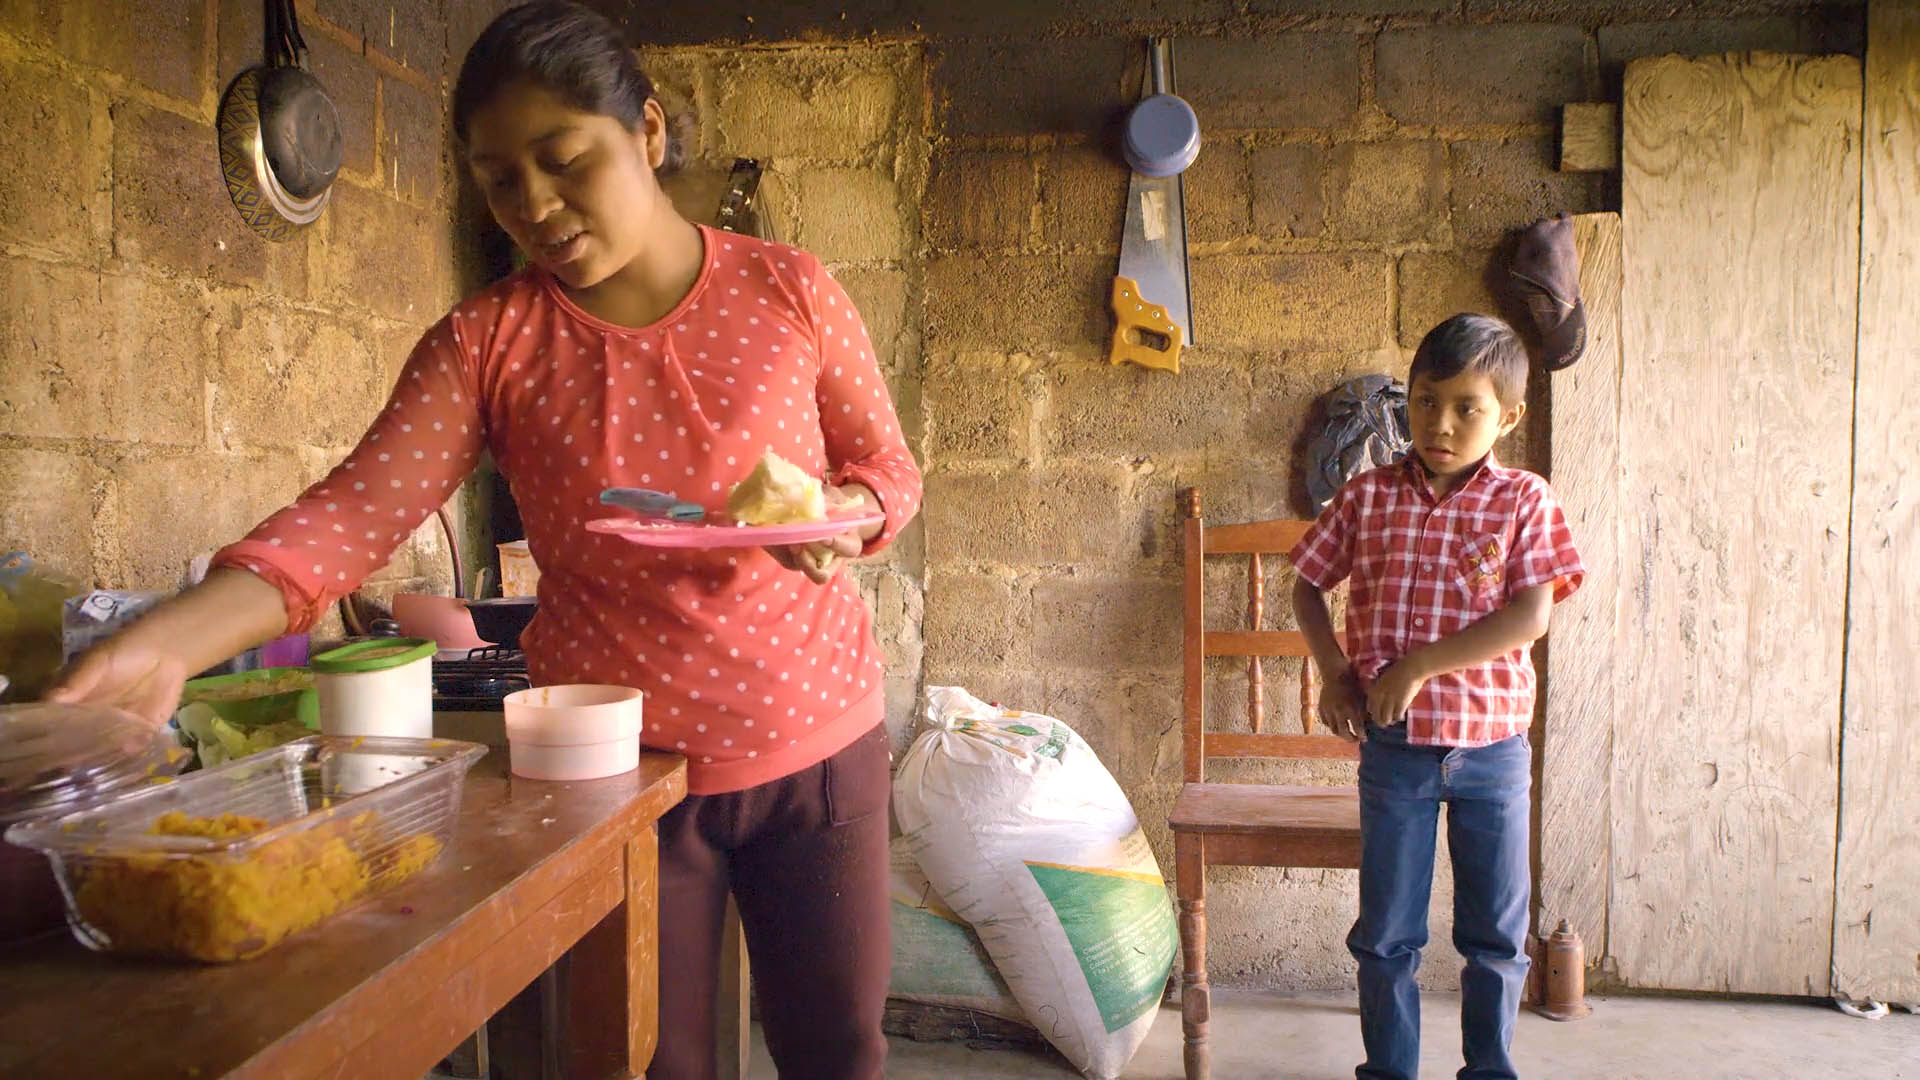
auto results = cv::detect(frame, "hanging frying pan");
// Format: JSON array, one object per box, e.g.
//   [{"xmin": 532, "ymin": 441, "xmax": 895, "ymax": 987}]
[{"xmin": 217, "ymin": 0, "xmax": 342, "ymax": 240}]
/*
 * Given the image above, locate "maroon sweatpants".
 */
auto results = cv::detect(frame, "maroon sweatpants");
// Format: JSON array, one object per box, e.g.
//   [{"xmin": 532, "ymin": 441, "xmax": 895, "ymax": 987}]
[{"xmin": 646, "ymin": 724, "xmax": 893, "ymax": 1080}]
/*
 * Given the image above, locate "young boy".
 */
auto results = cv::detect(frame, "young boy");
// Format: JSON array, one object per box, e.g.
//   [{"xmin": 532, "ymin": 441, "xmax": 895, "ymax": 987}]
[{"xmin": 1290, "ymin": 313, "xmax": 1584, "ymax": 1080}]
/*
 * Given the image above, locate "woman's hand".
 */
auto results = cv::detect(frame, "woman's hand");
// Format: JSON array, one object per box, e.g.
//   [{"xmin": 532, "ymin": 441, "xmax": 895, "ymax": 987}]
[
  {"xmin": 43, "ymin": 568, "xmax": 289, "ymax": 728},
  {"xmin": 765, "ymin": 484, "xmax": 876, "ymax": 584},
  {"xmin": 766, "ymin": 530, "xmax": 865, "ymax": 584},
  {"xmin": 44, "ymin": 639, "xmax": 191, "ymax": 728}
]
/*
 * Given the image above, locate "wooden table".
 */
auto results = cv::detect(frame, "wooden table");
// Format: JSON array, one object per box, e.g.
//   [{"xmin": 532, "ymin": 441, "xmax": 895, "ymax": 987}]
[{"xmin": 0, "ymin": 750, "xmax": 687, "ymax": 1080}]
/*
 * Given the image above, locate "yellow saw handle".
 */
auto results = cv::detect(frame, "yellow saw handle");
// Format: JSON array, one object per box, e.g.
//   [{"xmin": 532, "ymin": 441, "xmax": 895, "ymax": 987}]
[{"xmin": 1108, "ymin": 276, "xmax": 1184, "ymax": 373}]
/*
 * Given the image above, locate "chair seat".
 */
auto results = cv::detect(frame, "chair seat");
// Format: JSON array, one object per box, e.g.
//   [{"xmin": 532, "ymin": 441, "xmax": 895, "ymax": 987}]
[{"xmin": 1169, "ymin": 782, "xmax": 1360, "ymax": 838}]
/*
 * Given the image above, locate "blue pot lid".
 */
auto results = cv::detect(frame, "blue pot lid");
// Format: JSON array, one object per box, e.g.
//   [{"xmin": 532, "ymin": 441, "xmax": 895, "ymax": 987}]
[{"xmin": 1123, "ymin": 94, "xmax": 1202, "ymax": 177}]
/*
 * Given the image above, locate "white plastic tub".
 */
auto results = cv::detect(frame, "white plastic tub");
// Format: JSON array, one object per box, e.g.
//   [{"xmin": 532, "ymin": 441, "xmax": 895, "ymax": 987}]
[
  {"xmin": 311, "ymin": 638, "xmax": 435, "ymax": 740},
  {"xmin": 503, "ymin": 685, "xmax": 643, "ymax": 781},
  {"xmin": 311, "ymin": 639, "xmax": 436, "ymax": 792}
]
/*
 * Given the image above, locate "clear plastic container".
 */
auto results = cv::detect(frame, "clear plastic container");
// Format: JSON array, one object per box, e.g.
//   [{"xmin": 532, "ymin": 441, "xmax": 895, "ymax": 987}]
[
  {"xmin": 4, "ymin": 734, "xmax": 486, "ymax": 962},
  {"xmin": 1, "ymin": 702, "xmax": 189, "ymax": 944}
]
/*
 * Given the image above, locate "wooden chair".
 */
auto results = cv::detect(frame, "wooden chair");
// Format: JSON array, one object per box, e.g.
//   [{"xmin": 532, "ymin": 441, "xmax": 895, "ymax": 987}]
[{"xmin": 1168, "ymin": 488, "xmax": 1363, "ymax": 1080}]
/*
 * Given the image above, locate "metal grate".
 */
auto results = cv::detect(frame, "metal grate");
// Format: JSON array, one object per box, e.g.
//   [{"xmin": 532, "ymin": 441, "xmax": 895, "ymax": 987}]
[{"xmin": 430, "ymin": 648, "xmax": 529, "ymax": 710}]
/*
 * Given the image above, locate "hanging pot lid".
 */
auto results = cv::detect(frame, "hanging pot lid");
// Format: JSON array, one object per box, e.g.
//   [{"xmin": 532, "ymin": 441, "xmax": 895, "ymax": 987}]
[
  {"xmin": 1123, "ymin": 95, "xmax": 1200, "ymax": 177},
  {"xmin": 217, "ymin": 0, "xmax": 342, "ymax": 241},
  {"xmin": 0, "ymin": 702, "xmax": 187, "ymax": 823},
  {"xmin": 1122, "ymin": 41, "xmax": 1200, "ymax": 178}
]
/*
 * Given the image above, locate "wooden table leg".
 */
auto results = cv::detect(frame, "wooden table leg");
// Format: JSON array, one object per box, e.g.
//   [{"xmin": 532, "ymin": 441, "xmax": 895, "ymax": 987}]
[
  {"xmin": 568, "ymin": 826, "xmax": 660, "ymax": 1079},
  {"xmin": 628, "ymin": 830, "xmax": 660, "ymax": 1073},
  {"xmin": 715, "ymin": 896, "xmax": 751, "ymax": 1080}
]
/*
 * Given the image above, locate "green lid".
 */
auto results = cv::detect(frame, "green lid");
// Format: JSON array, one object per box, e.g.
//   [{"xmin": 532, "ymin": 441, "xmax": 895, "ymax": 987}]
[
  {"xmin": 310, "ymin": 637, "xmax": 436, "ymax": 674},
  {"xmin": 180, "ymin": 667, "xmax": 320, "ymax": 730}
]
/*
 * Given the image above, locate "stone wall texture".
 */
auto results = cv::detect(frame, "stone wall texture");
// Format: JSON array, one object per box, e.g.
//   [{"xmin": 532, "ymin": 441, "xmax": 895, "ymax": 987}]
[{"xmin": 0, "ymin": 0, "xmax": 504, "ymax": 630}]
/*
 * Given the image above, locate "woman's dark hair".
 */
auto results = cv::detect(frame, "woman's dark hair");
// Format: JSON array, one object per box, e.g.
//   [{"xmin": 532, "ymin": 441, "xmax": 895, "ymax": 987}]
[
  {"xmin": 1408, "ymin": 313, "xmax": 1529, "ymax": 406},
  {"xmin": 453, "ymin": 2, "xmax": 656, "ymax": 143}
]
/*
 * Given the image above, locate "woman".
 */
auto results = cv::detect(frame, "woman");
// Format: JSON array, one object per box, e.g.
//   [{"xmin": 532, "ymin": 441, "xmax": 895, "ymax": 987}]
[{"xmin": 49, "ymin": 4, "xmax": 919, "ymax": 1076}]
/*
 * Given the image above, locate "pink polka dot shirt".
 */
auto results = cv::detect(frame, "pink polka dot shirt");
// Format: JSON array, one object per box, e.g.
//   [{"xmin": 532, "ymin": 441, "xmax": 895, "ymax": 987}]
[{"xmin": 214, "ymin": 227, "xmax": 923, "ymax": 794}]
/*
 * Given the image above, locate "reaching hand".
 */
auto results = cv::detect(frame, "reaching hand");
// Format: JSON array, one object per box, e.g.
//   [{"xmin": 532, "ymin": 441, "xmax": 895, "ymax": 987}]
[{"xmin": 43, "ymin": 639, "xmax": 190, "ymax": 729}]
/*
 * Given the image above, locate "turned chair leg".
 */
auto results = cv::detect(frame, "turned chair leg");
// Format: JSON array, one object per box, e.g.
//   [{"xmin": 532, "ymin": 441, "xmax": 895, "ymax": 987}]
[
  {"xmin": 1176, "ymin": 838, "xmax": 1210, "ymax": 1080},
  {"xmin": 1180, "ymin": 897, "xmax": 1211, "ymax": 1080}
]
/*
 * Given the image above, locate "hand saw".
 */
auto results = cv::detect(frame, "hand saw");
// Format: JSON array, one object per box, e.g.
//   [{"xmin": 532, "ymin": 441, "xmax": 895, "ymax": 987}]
[{"xmin": 1109, "ymin": 38, "xmax": 1199, "ymax": 374}]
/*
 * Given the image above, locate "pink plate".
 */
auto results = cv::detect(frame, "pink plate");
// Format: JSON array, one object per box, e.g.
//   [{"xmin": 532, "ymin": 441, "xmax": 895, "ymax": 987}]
[{"xmin": 585, "ymin": 511, "xmax": 886, "ymax": 549}]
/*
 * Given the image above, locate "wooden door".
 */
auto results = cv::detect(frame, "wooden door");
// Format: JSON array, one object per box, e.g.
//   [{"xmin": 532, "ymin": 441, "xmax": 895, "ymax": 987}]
[
  {"xmin": 1614, "ymin": 52, "xmax": 1861, "ymax": 995},
  {"xmin": 1833, "ymin": 2, "xmax": 1920, "ymax": 1007},
  {"xmin": 1538, "ymin": 213, "xmax": 1622, "ymax": 961}
]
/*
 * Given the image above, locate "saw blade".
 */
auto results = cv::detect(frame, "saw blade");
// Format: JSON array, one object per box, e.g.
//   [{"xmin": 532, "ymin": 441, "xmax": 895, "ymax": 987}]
[{"xmin": 1117, "ymin": 169, "xmax": 1194, "ymax": 347}]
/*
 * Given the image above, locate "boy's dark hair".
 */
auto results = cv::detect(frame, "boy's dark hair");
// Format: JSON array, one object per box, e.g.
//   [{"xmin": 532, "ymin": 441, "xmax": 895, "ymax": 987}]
[
  {"xmin": 1408, "ymin": 313, "xmax": 1529, "ymax": 406},
  {"xmin": 453, "ymin": 2, "xmax": 656, "ymax": 143}
]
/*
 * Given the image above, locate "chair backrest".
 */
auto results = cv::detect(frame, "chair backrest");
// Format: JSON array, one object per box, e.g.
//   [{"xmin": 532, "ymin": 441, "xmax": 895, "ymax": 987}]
[{"xmin": 1180, "ymin": 487, "xmax": 1359, "ymax": 784}]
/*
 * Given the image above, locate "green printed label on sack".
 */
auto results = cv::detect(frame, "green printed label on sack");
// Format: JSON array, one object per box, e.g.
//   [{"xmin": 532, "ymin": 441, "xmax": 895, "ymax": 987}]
[
  {"xmin": 1030, "ymin": 721, "xmax": 1070, "ymax": 760},
  {"xmin": 949, "ymin": 717, "xmax": 1072, "ymax": 760},
  {"xmin": 1025, "ymin": 862, "xmax": 1179, "ymax": 1032},
  {"xmin": 889, "ymin": 901, "xmax": 1019, "ymax": 1008}
]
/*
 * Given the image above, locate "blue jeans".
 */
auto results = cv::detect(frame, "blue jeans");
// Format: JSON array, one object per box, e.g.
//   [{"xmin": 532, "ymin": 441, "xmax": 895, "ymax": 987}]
[{"xmin": 1348, "ymin": 722, "xmax": 1532, "ymax": 1080}]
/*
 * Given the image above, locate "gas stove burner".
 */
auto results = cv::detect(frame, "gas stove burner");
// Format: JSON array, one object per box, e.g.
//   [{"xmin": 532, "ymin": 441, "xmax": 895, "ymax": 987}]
[
  {"xmin": 437, "ymin": 676, "xmax": 527, "ymax": 699},
  {"xmin": 432, "ymin": 649, "xmax": 530, "ymax": 711},
  {"xmin": 464, "ymin": 644, "xmax": 524, "ymax": 663}
]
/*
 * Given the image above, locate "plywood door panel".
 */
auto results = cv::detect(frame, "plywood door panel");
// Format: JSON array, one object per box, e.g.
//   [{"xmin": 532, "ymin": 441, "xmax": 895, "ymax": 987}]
[
  {"xmin": 1539, "ymin": 213, "xmax": 1623, "ymax": 960},
  {"xmin": 1833, "ymin": 2, "xmax": 1920, "ymax": 1007},
  {"xmin": 1615, "ymin": 52, "xmax": 1860, "ymax": 995}
]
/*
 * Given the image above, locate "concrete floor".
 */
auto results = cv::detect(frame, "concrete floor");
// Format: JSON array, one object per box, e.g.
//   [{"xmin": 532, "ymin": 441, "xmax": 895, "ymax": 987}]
[{"xmin": 748, "ymin": 991, "xmax": 1920, "ymax": 1079}]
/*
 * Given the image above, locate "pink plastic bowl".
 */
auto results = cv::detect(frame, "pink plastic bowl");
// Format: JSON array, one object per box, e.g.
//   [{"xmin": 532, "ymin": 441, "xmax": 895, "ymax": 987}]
[
  {"xmin": 502, "ymin": 684, "xmax": 643, "ymax": 781},
  {"xmin": 391, "ymin": 593, "xmax": 489, "ymax": 652}
]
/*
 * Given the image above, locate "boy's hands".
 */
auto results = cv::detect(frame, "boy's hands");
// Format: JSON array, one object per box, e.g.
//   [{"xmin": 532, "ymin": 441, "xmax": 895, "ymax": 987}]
[
  {"xmin": 1319, "ymin": 669, "xmax": 1368, "ymax": 743},
  {"xmin": 1366, "ymin": 659, "xmax": 1430, "ymax": 729}
]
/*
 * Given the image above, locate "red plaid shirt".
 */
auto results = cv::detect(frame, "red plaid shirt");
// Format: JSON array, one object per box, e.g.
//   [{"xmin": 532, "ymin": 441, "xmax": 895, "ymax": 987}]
[{"xmin": 1289, "ymin": 455, "xmax": 1584, "ymax": 747}]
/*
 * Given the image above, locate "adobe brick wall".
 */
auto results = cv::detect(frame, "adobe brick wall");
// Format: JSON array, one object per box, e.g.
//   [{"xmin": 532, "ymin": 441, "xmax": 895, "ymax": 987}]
[{"xmin": 0, "ymin": 0, "xmax": 489, "ymax": 626}]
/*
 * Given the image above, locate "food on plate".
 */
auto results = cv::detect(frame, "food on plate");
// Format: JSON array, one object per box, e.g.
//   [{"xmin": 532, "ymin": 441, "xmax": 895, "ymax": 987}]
[{"xmin": 726, "ymin": 451, "xmax": 826, "ymax": 525}]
